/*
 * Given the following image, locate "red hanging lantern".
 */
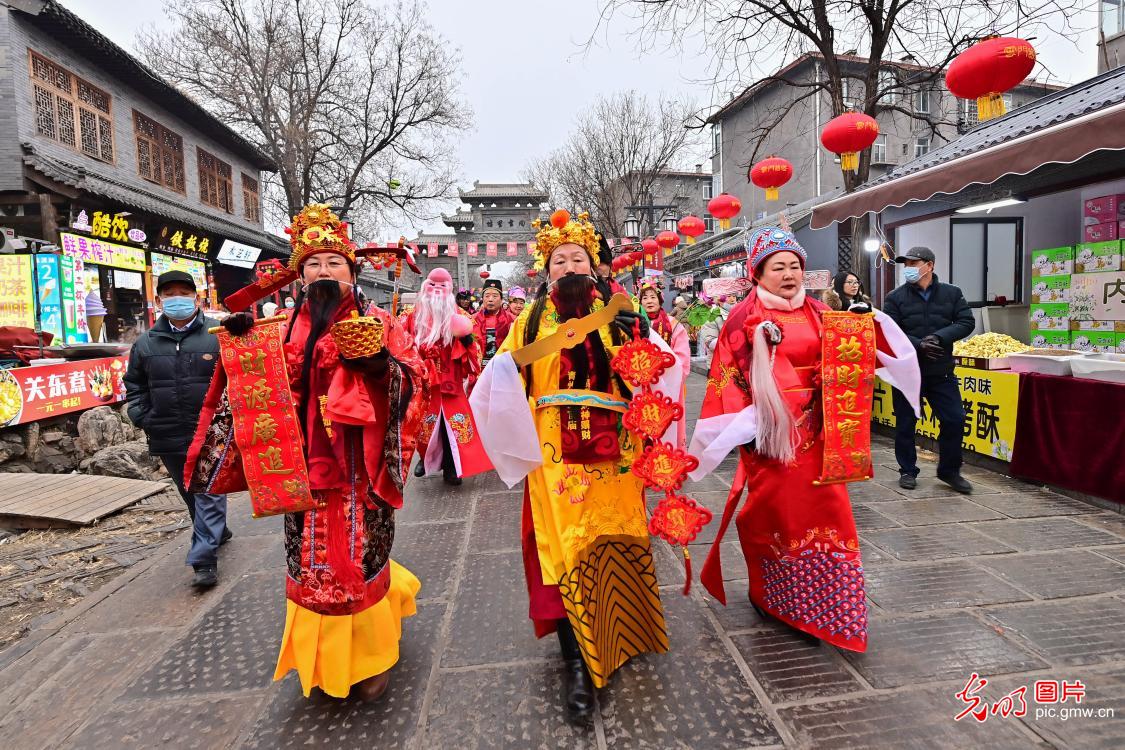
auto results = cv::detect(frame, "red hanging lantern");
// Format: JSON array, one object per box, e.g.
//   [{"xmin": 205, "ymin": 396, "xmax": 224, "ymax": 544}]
[
  {"xmin": 641, "ymin": 237, "xmax": 660, "ymax": 260},
  {"xmin": 677, "ymin": 215, "xmax": 705, "ymax": 244},
  {"xmin": 820, "ymin": 112, "xmax": 880, "ymax": 172},
  {"xmin": 749, "ymin": 156, "xmax": 794, "ymax": 201},
  {"xmin": 479, "ymin": 269, "xmax": 490, "ymax": 279},
  {"xmin": 655, "ymin": 230, "xmax": 680, "ymax": 257},
  {"xmin": 526, "ymin": 268, "xmax": 539, "ymax": 279},
  {"xmin": 707, "ymin": 193, "xmax": 742, "ymax": 230},
  {"xmin": 946, "ymin": 37, "xmax": 1036, "ymax": 122}
]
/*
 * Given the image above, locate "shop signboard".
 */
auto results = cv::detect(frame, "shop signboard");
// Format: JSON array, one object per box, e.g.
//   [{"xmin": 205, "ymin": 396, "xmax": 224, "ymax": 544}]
[
  {"xmin": 70, "ymin": 209, "xmax": 147, "ymax": 245},
  {"xmin": 60, "ymin": 232, "xmax": 146, "ymax": 272},
  {"xmin": 0, "ymin": 355, "xmax": 128, "ymax": 427},
  {"xmin": 151, "ymin": 251, "xmax": 207, "ymax": 291},
  {"xmin": 0, "ymin": 255, "xmax": 35, "ymax": 328},
  {"xmin": 215, "ymin": 239, "xmax": 263, "ymax": 268},
  {"xmin": 153, "ymin": 224, "xmax": 212, "ymax": 261},
  {"xmin": 60, "ymin": 254, "xmax": 89, "ymax": 343},
  {"xmin": 872, "ymin": 368, "xmax": 1020, "ymax": 461},
  {"xmin": 1071, "ymin": 270, "xmax": 1125, "ymax": 321},
  {"xmin": 34, "ymin": 254, "xmax": 64, "ymax": 341}
]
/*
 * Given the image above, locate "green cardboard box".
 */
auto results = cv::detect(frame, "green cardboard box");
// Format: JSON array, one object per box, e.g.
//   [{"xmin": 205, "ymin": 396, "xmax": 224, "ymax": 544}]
[
  {"xmin": 1070, "ymin": 319, "xmax": 1117, "ymax": 332},
  {"xmin": 1029, "ymin": 303, "xmax": 1070, "ymax": 331},
  {"xmin": 1118, "ymin": 332, "xmax": 1125, "ymax": 353},
  {"xmin": 1031, "ymin": 246, "xmax": 1074, "ymax": 276},
  {"xmin": 1030, "ymin": 330, "xmax": 1071, "ymax": 349},
  {"xmin": 1030, "ymin": 274, "xmax": 1071, "ymax": 303},
  {"xmin": 1070, "ymin": 330, "xmax": 1117, "ymax": 353},
  {"xmin": 1075, "ymin": 241, "xmax": 1123, "ymax": 273}
]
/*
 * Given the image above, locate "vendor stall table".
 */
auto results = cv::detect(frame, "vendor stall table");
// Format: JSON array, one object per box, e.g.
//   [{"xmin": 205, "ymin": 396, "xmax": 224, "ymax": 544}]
[{"xmin": 1011, "ymin": 372, "xmax": 1125, "ymax": 504}]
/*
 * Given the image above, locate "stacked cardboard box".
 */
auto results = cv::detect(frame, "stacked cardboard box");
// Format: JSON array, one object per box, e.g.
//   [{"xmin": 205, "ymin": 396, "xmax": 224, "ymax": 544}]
[
  {"xmin": 1029, "ymin": 241, "xmax": 1125, "ymax": 351},
  {"xmin": 1072, "ymin": 199, "xmax": 1125, "ymax": 352},
  {"xmin": 1029, "ymin": 246, "xmax": 1073, "ymax": 349}
]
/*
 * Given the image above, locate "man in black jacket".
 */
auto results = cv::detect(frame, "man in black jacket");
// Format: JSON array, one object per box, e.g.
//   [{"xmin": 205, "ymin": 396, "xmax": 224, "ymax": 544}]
[
  {"xmin": 124, "ymin": 271, "xmax": 229, "ymax": 587},
  {"xmin": 883, "ymin": 247, "xmax": 976, "ymax": 494}
]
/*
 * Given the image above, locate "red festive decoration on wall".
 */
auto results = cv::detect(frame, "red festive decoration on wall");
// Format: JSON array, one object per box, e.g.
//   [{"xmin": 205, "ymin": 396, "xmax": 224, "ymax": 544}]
[
  {"xmin": 946, "ymin": 37, "xmax": 1036, "ymax": 122},
  {"xmin": 677, "ymin": 215, "xmax": 706, "ymax": 244},
  {"xmin": 707, "ymin": 192, "xmax": 742, "ymax": 230},
  {"xmin": 820, "ymin": 112, "xmax": 880, "ymax": 172},
  {"xmin": 749, "ymin": 156, "xmax": 794, "ymax": 201}
]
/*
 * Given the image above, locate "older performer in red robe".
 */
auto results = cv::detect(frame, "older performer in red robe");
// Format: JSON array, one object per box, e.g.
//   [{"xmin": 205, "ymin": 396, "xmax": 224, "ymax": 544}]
[
  {"xmin": 194, "ymin": 204, "xmax": 425, "ymax": 701},
  {"xmin": 404, "ymin": 268, "xmax": 492, "ymax": 485},
  {"xmin": 689, "ymin": 226, "xmax": 920, "ymax": 651}
]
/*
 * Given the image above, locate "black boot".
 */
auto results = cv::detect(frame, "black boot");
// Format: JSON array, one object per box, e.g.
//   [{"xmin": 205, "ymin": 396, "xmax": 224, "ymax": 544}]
[
  {"xmin": 556, "ymin": 619, "xmax": 595, "ymax": 722},
  {"xmin": 413, "ymin": 460, "xmax": 426, "ymax": 478},
  {"xmin": 752, "ymin": 602, "xmax": 821, "ymax": 646},
  {"xmin": 439, "ymin": 418, "xmax": 462, "ymax": 486}
]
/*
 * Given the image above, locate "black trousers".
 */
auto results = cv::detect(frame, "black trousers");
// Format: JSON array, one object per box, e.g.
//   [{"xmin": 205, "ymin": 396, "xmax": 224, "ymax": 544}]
[{"xmin": 892, "ymin": 372, "xmax": 964, "ymax": 479}]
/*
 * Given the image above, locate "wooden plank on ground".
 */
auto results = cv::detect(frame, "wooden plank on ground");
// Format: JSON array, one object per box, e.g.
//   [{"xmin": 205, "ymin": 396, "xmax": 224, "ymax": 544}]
[{"xmin": 0, "ymin": 473, "xmax": 168, "ymax": 528}]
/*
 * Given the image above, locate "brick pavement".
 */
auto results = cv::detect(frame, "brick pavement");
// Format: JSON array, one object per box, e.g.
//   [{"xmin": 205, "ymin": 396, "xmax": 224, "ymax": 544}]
[{"xmin": 1, "ymin": 373, "xmax": 1123, "ymax": 749}]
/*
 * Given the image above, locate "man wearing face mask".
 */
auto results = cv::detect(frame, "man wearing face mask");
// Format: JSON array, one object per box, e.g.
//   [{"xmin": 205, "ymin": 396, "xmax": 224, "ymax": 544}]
[
  {"xmin": 124, "ymin": 271, "xmax": 229, "ymax": 588},
  {"xmin": 883, "ymin": 246, "xmax": 976, "ymax": 494}
]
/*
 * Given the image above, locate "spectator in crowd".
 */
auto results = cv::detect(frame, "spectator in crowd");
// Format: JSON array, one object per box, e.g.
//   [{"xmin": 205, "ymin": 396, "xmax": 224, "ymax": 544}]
[
  {"xmin": 124, "ymin": 271, "xmax": 230, "ymax": 588},
  {"xmin": 822, "ymin": 271, "xmax": 872, "ymax": 312},
  {"xmin": 671, "ymin": 295, "xmax": 688, "ymax": 321},
  {"xmin": 883, "ymin": 247, "xmax": 976, "ymax": 494},
  {"xmin": 698, "ymin": 295, "xmax": 738, "ymax": 359},
  {"xmin": 262, "ymin": 298, "xmax": 279, "ymax": 318},
  {"xmin": 507, "ymin": 287, "xmax": 527, "ymax": 317}
]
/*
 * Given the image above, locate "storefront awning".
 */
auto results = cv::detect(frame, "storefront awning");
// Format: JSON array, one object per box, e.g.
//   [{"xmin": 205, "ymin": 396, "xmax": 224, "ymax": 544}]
[{"xmin": 811, "ymin": 67, "xmax": 1125, "ymax": 230}]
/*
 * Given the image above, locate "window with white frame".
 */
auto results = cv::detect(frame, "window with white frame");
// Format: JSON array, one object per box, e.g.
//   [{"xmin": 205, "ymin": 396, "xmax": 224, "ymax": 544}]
[
  {"xmin": 878, "ymin": 70, "xmax": 898, "ymax": 104},
  {"xmin": 914, "ymin": 88, "xmax": 932, "ymax": 114},
  {"xmin": 914, "ymin": 136, "xmax": 931, "ymax": 158},
  {"xmin": 871, "ymin": 135, "xmax": 888, "ymax": 164},
  {"xmin": 704, "ymin": 217, "xmax": 716, "ymax": 233},
  {"xmin": 703, "ymin": 180, "xmax": 713, "ymax": 199},
  {"xmin": 1103, "ymin": 0, "xmax": 1125, "ymax": 37}
]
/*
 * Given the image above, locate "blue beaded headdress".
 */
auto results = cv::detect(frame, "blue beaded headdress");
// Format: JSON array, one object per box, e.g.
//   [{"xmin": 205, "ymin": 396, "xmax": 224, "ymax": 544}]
[{"xmin": 746, "ymin": 226, "xmax": 807, "ymax": 272}]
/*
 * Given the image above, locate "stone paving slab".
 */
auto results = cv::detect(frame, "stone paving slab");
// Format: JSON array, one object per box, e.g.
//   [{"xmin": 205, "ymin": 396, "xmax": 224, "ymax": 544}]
[
  {"xmin": 969, "ymin": 517, "xmax": 1125, "ymax": 552},
  {"xmin": 863, "ymin": 524, "xmax": 1017, "ymax": 561},
  {"xmin": 865, "ymin": 560, "xmax": 1034, "ymax": 613},
  {"xmin": 978, "ymin": 550, "xmax": 1125, "ymax": 599},
  {"xmin": 841, "ymin": 611, "xmax": 1048, "ymax": 689},
  {"xmin": 62, "ymin": 695, "xmax": 263, "ymax": 750},
  {"xmin": 970, "ymin": 491, "xmax": 1102, "ymax": 518},
  {"xmin": 730, "ymin": 628, "xmax": 864, "ymax": 704},
  {"xmin": 393, "ymin": 520, "xmax": 467, "ymax": 601},
  {"xmin": 873, "ymin": 497, "xmax": 1006, "ymax": 526},
  {"xmin": 979, "ymin": 597, "xmax": 1125, "ymax": 667}
]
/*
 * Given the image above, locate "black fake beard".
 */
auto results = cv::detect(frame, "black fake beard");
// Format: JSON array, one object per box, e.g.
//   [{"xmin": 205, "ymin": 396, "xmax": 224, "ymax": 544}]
[
  {"xmin": 300, "ymin": 279, "xmax": 343, "ymax": 391},
  {"xmin": 553, "ymin": 274, "xmax": 595, "ymax": 319}
]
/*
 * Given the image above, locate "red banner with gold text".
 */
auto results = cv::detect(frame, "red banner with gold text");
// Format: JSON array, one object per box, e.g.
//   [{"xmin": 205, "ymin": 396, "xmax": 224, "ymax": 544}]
[
  {"xmin": 218, "ymin": 321, "xmax": 317, "ymax": 517},
  {"xmin": 817, "ymin": 312, "xmax": 877, "ymax": 485}
]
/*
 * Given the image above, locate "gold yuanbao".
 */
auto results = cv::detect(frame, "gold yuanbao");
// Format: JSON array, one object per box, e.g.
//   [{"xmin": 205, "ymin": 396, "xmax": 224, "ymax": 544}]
[{"xmin": 331, "ymin": 312, "xmax": 385, "ymax": 359}]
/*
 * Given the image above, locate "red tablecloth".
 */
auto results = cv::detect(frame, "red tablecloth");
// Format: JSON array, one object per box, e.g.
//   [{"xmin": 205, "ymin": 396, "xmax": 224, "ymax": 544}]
[{"xmin": 1010, "ymin": 372, "xmax": 1125, "ymax": 504}]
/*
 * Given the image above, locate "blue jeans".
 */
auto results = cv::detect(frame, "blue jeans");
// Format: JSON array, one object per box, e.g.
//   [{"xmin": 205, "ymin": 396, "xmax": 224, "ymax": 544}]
[
  {"xmin": 160, "ymin": 453, "xmax": 228, "ymax": 569},
  {"xmin": 892, "ymin": 372, "xmax": 964, "ymax": 479}
]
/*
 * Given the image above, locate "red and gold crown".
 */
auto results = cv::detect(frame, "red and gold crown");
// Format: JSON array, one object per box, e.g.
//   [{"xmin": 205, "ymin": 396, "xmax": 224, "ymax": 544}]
[
  {"xmin": 531, "ymin": 209, "xmax": 601, "ymax": 271},
  {"xmin": 284, "ymin": 203, "xmax": 356, "ymax": 271}
]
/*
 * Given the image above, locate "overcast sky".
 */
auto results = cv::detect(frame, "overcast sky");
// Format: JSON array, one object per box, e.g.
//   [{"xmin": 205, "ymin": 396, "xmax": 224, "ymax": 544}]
[{"xmin": 60, "ymin": 0, "xmax": 1098, "ymax": 237}]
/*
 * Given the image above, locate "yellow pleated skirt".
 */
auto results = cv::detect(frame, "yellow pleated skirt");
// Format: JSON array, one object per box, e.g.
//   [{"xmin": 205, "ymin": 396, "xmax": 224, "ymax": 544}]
[{"xmin": 274, "ymin": 560, "xmax": 421, "ymax": 698}]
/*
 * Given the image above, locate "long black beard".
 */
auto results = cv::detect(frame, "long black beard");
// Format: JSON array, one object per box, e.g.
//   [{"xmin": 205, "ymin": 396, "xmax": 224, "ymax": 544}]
[
  {"xmin": 299, "ymin": 280, "xmax": 343, "ymax": 412},
  {"xmin": 553, "ymin": 274, "xmax": 595, "ymax": 319}
]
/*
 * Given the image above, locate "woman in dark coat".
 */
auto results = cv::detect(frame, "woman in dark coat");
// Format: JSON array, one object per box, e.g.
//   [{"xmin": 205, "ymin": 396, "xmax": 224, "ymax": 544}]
[{"xmin": 822, "ymin": 271, "xmax": 872, "ymax": 311}]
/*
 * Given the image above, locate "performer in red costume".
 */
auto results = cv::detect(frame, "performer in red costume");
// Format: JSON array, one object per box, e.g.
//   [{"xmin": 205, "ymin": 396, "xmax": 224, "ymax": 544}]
[
  {"xmin": 404, "ymin": 268, "xmax": 493, "ymax": 486},
  {"xmin": 195, "ymin": 203, "xmax": 425, "ymax": 701},
  {"xmin": 689, "ymin": 226, "xmax": 920, "ymax": 651},
  {"xmin": 472, "ymin": 278, "xmax": 516, "ymax": 371}
]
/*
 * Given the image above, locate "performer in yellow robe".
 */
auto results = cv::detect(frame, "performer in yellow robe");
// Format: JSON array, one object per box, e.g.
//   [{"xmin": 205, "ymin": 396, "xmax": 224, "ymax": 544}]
[{"xmin": 472, "ymin": 212, "xmax": 680, "ymax": 722}]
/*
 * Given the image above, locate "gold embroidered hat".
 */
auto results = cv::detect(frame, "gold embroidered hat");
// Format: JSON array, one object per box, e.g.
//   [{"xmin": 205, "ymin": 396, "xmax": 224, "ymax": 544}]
[
  {"xmin": 531, "ymin": 209, "xmax": 602, "ymax": 270},
  {"xmin": 284, "ymin": 203, "xmax": 356, "ymax": 271}
]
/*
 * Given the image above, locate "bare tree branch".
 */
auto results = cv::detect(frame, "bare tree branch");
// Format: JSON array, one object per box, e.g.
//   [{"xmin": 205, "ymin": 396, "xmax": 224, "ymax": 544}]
[{"xmin": 137, "ymin": 0, "xmax": 468, "ymax": 236}]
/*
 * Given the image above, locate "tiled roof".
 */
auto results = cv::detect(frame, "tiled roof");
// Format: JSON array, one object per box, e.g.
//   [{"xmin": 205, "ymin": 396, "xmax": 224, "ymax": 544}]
[
  {"xmin": 458, "ymin": 182, "xmax": 549, "ymax": 200},
  {"xmin": 23, "ymin": 143, "xmax": 289, "ymax": 254},
  {"xmin": 16, "ymin": 1, "xmax": 276, "ymax": 171}
]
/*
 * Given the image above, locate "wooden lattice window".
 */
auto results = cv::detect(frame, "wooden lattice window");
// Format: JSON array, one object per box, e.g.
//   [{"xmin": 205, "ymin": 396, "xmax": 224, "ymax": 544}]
[
  {"xmin": 133, "ymin": 111, "xmax": 185, "ymax": 193},
  {"xmin": 197, "ymin": 148, "xmax": 233, "ymax": 213},
  {"xmin": 29, "ymin": 51, "xmax": 114, "ymax": 162},
  {"xmin": 242, "ymin": 173, "xmax": 261, "ymax": 222}
]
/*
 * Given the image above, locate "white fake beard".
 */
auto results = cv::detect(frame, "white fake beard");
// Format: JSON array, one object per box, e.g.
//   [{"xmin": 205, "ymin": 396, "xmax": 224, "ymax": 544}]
[{"xmin": 414, "ymin": 288, "xmax": 457, "ymax": 348}]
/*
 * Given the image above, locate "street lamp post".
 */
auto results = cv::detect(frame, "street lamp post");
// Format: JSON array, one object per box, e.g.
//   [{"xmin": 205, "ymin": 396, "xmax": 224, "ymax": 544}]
[{"xmin": 623, "ymin": 202, "xmax": 678, "ymax": 284}]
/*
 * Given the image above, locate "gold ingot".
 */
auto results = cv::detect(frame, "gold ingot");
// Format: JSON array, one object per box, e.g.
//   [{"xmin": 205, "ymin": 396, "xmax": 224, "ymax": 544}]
[{"xmin": 331, "ymin": 311, "xmax": 385, "ymax": 359}]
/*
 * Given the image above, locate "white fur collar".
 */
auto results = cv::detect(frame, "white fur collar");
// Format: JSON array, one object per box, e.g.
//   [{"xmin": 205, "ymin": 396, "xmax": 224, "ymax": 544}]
[{"xmin": 757, "ymin": 285, "xmax": 806, "ymax": 311}]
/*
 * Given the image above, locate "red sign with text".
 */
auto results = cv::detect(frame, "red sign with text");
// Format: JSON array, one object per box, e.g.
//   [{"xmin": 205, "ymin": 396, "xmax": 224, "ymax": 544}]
[{"xmin": 0, "ymin": 356, "xmax": 128, "ymax": 426}]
